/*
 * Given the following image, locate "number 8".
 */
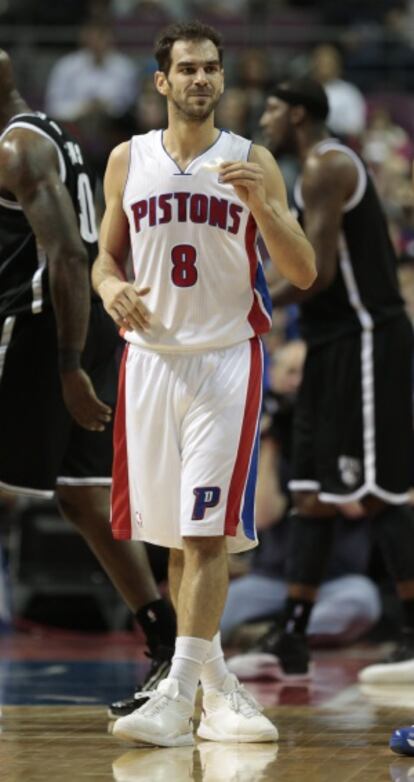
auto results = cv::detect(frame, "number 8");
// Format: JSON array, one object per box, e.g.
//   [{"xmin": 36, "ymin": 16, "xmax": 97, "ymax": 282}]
[{"xmin": 171, "ymin": 244, "xmax": 198, "ymax": 287}]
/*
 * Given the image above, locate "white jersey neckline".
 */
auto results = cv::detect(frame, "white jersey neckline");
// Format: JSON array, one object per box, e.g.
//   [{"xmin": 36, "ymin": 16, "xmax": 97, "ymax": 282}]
[{"xmin": 158, "ymin": 128, "xmax": 224, "ymax": 175}]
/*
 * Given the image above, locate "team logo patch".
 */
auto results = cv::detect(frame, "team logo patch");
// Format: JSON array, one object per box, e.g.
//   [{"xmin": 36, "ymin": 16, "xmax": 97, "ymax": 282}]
[
  {"xmin": 192, "ymin": 487, "xmax": 221, "ymax": 520},
  {"xmin": 338, "ymin": 456, "xmax": 362, "ymax": 488}
]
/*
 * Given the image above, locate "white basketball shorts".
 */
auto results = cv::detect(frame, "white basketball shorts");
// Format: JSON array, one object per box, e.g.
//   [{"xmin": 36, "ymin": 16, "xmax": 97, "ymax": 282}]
[{"xmin": 111, "ymin": 338, "xmax": 263, "ymax": 553}]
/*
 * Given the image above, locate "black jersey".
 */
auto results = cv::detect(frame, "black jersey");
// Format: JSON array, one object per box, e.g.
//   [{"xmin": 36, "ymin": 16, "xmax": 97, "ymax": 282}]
[
  {"xmin": 293, "ymin": 139, "xmax": 404, "ymax": 347},
  {"xmin": 0, "ymin": 112, "xmax": 98, "ymax": 318}
]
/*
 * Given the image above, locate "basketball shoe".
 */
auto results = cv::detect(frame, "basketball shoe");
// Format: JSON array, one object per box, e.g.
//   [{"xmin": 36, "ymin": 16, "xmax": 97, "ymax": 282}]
[
  {"xmin": 197, "ymin": 673, "xmax": 278, "ymax": 742},
  {"xmin": 358, "ymin": 630, "xmax": 414, "ymax": 684},
  {"xmin": 112, "ymin": 677, "xmax": 194, "ymax": 747},
  {"xmin": 226, "ymin": 626, "xmax": 311, "ymax": 682},
  {"xmin": 108, "ymin": 645, "xmax": 173, "ymax": 719},
  {"xmin": 390, "ymin": 725, "xmax": 414, "ymax": 756}
]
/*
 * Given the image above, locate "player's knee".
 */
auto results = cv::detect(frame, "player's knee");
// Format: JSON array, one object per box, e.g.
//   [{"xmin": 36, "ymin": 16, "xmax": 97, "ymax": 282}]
[
  {"xmin": 182, "ymin": 535, "xmax": 226, "ymax": 562},
  {"xmin": 169, "ymin": 548, "xmax": 184, "ymax": 569},
  {"xmin": 56, "ymin": 484, "xmax": 109, "ymax": 527}
]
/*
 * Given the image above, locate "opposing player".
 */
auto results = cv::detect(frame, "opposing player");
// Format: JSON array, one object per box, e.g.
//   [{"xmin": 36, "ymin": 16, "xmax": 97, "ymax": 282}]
[
  {"xmin": 93, "ymin": 21, "xmax": 315, "ymax": 747},
  {"xmin": 0, "ymin": 49, "xmax": 176, "ymax": 690},
  {"xmin": 386, "ymin": 148, "xmax": 414, "ymax": 760},
  {"xmin": 227, "ymin": 77, "xmax": 414, "ymax": 686}
]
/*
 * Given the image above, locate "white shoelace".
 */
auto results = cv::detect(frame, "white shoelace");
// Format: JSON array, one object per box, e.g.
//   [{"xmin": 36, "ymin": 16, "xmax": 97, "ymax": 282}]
[
  {"xmin": 226, "ymin": 683, "xmax": 263, "ymax": 718},
  {"xmin": 135, "ymin": 690, "xmax": 170, "ymax": 717}
]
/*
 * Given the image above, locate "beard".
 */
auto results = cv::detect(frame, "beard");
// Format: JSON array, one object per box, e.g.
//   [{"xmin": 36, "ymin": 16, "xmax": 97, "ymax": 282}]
[
  {"xmin": 169, "ymin": 91, "xmax": 222, "ymax": 122},
  {"xmin": 269, "ymin": 129, "xmax": 296, "ymax": 158}
]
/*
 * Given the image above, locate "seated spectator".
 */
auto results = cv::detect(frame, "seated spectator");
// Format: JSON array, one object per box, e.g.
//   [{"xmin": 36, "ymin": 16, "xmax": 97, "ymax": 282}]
[
  {"xmin": 221, "ymin": 340, "xmax": 381, "ymax": 655},
  {"xmin": 45, "ymin": 19, "xmax": 137, "ymax": 122},
  {"xmin": 45, "ymin": 19, "xmax": 138, "ymax": 176},
  {"xmin": 309, "ymin": 43, "xmax": 366, "ymax": 141}
]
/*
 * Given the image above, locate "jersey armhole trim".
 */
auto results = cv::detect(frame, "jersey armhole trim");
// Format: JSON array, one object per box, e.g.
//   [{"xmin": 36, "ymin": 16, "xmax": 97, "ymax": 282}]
[
  {"xmin": 122, "ymin": 139, "xmax": 133, "ymax": 212},
  {"xmin": 294, "ymin": 143, "xmax": 367, "ymax": 213},
  {"xmin": 315, "ymin": 141, "xmax": 367, "ymax": 212}
]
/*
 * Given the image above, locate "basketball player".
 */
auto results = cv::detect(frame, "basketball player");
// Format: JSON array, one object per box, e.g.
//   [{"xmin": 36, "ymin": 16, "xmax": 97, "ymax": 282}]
[
  {"xmin": 0, "ymin": 49, "xmax": 177, "ymax": 698},
  {"xmin": 386, "ymin": 148, "xmax": 414, "ymax": 759},
  {"xmin": 227, "ymin": 77, "xmax": 414, "ymax": 686},
  {"xmin": 92, "ymin": 21, "xmax": 316, "ymax": 746}
]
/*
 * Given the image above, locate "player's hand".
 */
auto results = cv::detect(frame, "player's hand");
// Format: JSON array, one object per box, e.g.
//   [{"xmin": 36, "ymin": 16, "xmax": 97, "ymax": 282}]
[
  {"xmin": 218, "ymin": 160, "xmax": 266, "ymax": 210},
  {"xmin": 60, "ymin": 368, "xmax": 112, "ymax": 431},
  {"xmin": 98, "ymin": 278, "xmax": 151, "ymax": 332}
]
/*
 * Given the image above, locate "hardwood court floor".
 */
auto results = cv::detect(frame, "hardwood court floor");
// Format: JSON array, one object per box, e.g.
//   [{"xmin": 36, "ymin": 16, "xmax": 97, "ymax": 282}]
[{"xmin": 0, "ymin": 627, "xmax": 413, "ymax": 782}]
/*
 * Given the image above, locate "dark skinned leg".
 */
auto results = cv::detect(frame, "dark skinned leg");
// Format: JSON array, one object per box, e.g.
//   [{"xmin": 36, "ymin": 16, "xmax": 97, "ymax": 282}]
[{"xmin": 56, "ymin": 484, "xmax": 160, "ymax": 612}]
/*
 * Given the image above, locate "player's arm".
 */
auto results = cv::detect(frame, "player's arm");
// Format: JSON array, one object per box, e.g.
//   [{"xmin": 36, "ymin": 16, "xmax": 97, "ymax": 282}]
[
  {"xmin": 0, "ymin": 129, "xmax": 111, "ymax": 431},
  {"xmin": 218, "ymin": 145, "xmax": 316, "ymax": 289},
  {"xmin": 0, "ymin": 129, "xmax": 90, "ymax": 354},
  {"xmin": 269, "ymin": 150, "xmax": 357, "ymax": 306},
  {"xmin": 92, "ymin": 143, "xmax": 151, "ymax": 332}
]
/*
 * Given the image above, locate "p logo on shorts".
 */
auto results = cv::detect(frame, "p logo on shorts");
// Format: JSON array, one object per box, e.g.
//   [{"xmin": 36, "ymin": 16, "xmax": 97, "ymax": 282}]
[{"xmin": 192, "ymin": 486, "xmax": 221, "ymax": 520}]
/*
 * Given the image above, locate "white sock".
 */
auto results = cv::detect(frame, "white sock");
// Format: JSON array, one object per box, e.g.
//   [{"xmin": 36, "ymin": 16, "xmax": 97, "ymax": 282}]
[
  {"xmin": 169, "ymin": 636, "xmax": 211, "ymax": 703},
  {"xmin": 200, "ymin": 632, "xmax": 229, "ymax": 692}
]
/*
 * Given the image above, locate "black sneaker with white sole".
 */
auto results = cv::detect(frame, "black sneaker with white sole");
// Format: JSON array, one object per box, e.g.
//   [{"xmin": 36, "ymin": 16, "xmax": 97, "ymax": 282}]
[
  {"xmin": 108, "ymin": 645, "xmax": 173, "ymax": 719},
  {"xmin": 226, "ymin": 626, "xmax": 311, "ymax": 682}
]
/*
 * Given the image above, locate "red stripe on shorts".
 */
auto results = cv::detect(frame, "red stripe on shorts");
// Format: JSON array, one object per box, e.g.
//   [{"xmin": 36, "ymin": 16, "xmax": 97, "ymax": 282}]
[
  {"xmin": 111, "ymin": 344, "xmax": 132, "ymax": 539},
  {"xmin": 245, "ymin": 214, "xmax": 272, "ymax": 334},
  {"xmin": 225, "ymin": 337, "xmax": 262, "ymax": 536}
]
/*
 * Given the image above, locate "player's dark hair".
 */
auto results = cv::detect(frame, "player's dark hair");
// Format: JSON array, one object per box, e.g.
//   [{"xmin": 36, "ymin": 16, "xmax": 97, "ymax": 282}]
[
  {"xmin": 269, "ymin": 77, "xmax": 329, "ymax": 121},
  {"xmin": 154, "ymin": 21, "xmax": 223, "ymax": 75}
]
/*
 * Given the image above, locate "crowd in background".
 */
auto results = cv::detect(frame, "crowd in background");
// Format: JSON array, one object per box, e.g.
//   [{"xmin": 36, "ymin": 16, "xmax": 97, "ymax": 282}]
[{"xmin": 1, "ymin": 0, "xmax": 414, "ymax": 645}]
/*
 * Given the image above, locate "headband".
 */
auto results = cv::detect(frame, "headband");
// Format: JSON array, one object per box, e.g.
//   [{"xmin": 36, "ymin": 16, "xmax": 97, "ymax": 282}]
[{"xmin": 271, "ymin": 84, "xmax": 329, "ymax": 120}]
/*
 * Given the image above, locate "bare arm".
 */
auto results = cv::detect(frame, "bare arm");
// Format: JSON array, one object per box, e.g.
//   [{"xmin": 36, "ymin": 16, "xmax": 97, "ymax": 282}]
[
  {"xmin": 270, "ymin": 149, "xmax": 357, "ymax": 307},
  {"xmin": 219, "ymin": 144, "xmax": 316, "ymax": 289},
  {"xmin": 92, "ymin": 143, "xmax": 151, "ymax": 332},
  {"xmin": 0, "ymin": 129, "xmax": 89, "ymax": 355},
  {"xmin": 0, "ymin": 129, "xmax": 111, "ymax": 430}
]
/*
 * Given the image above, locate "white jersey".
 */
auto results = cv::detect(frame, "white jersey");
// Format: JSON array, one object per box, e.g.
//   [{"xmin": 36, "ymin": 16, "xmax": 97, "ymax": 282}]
[{"xmin": 122, "ymin": 129, "xmax": 272, "ymax": 352}]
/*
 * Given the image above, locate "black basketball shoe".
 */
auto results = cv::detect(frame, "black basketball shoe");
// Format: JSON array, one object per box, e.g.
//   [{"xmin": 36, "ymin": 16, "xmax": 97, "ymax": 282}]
[
  {"xmin": 108, "ymin": 645, "xmax": 173, "ymax": 719},
  {"xmin": 226, "ymin": 625, "xmax": 311, "ymax": 681}
]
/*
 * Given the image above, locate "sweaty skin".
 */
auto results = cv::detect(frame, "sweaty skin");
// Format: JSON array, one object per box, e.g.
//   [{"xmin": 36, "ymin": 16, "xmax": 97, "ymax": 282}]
[{"xmin": 0, "ymin": 50, "xmax": 111, "ymax": 431}]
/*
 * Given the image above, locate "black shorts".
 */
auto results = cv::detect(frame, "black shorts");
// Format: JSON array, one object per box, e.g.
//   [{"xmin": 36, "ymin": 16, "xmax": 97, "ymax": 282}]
[
  {"xmin": 289, "ymin": 314, "xmax": 414, "ymax": 504},
  {"xmin": 0, "ymin": 300, "xmax": 120, "ymax": 497}
]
